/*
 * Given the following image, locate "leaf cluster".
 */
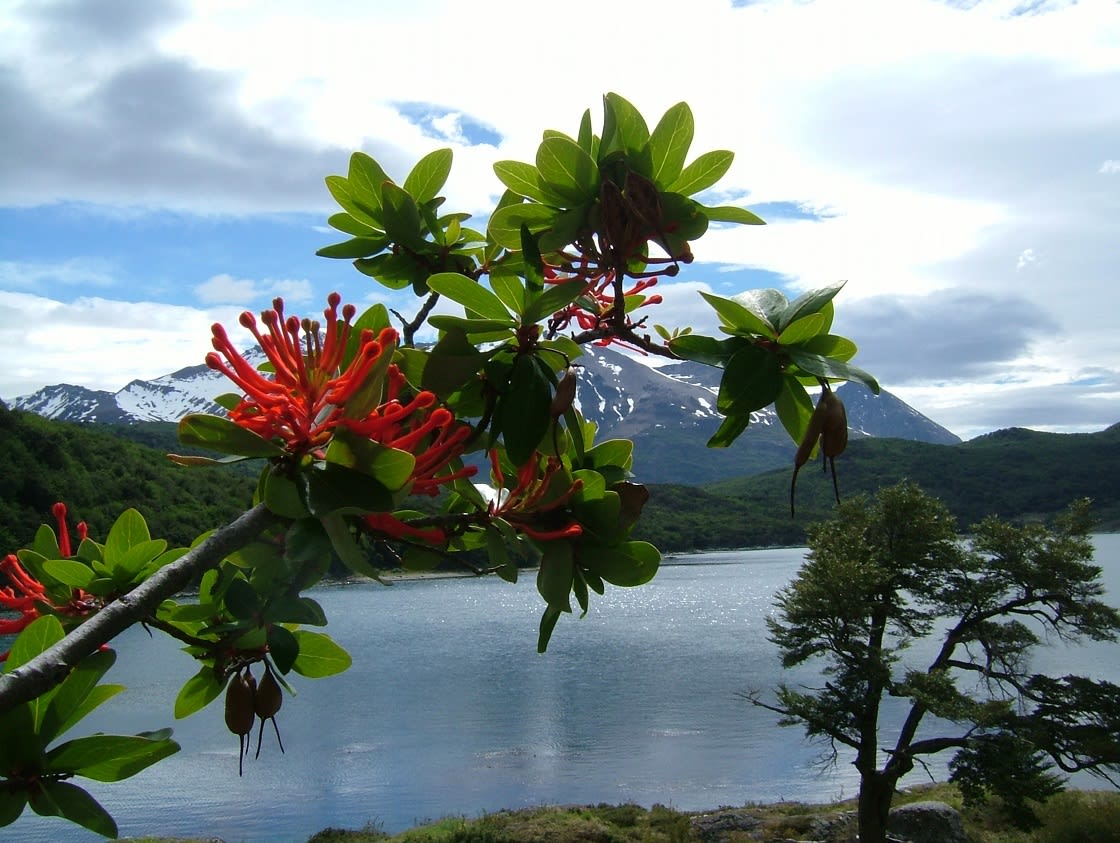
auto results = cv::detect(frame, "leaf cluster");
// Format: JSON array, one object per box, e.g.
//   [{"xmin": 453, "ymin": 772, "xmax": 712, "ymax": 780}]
[{"xmin": 0, "ymin": 616, "xmax": 178, "ymax": 837}]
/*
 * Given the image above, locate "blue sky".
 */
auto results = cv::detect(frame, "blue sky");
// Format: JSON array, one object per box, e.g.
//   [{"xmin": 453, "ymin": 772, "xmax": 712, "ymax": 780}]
[{"xmin": 1, "ymin": 0, "xmax": 1118, "ymax": 439}]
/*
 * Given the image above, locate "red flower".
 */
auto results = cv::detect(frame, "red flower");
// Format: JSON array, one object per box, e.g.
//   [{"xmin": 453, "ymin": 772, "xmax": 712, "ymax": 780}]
[
  {"xmin": 0, "ymin": 503, "xmax": 96, "ymax": 661},
  {"xmin": 487, "ymin": 450, "xmax": 583, "ymax": 541},
  {"xmin": 207, "ymin": 293, "xmax": 397, "ymax": 457},
  {"xmin": 209, "ymin": 295, "xmax": 478, "ymax": 500}
]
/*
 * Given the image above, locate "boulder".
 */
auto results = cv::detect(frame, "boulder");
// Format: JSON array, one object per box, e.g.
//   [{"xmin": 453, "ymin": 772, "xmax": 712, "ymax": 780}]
[{"xmin": 887, "ymin": 800, "xmax": 968, "ymax": 843}]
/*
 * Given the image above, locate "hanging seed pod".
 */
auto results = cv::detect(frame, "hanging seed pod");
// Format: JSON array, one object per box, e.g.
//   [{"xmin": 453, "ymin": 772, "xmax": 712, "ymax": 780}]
[
  {"xmin": 790, "ymin": 386, "xmax": 848, "ymax": 516},
  {"xmin": 254, "ymin": 665, "xmax": 285, "ymax": 759},
  {"xmin": 550, "ymin": 367, "xmax": 578, "ymax": 418},
  {"xmin": 224, "ymin": 668, "xmax": 257, "ymax": 776}
]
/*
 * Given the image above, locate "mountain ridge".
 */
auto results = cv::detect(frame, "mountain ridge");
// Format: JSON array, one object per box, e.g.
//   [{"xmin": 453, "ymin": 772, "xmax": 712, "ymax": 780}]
[{"xmin": 11, "ymin": 346, "xmax": 960, "ymax": 485}]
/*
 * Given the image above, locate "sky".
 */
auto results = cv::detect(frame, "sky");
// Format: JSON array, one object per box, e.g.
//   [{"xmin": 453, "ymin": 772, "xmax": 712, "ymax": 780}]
[{"xmin": 1, "ymin": 0, "xmax": 1118, "ymax": 440}]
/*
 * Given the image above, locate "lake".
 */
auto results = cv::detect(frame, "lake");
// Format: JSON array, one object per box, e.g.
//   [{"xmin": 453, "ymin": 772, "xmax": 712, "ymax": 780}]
[{"xmin": 11, "ymin": 536, "xmax": 1120, "ymax": 842}]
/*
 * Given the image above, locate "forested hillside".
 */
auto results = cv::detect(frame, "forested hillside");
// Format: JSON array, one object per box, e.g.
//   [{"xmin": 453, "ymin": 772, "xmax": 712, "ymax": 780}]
[
  {"xmin": 2, "ymin": 405, "xmax": 1117, "ymax": 557},
  {"xmin": 699, "ymin": 424, "xmax": 1120, "ymax": 547},
  {"xmin": 0, "ymin": 406, "xmax": 256, "ymax": 551}
]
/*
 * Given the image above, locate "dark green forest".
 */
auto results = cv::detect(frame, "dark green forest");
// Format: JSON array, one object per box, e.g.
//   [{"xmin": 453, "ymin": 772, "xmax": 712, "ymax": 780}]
[
  {"xmin": 1, "ymin": 404, "xmax": 1117, "ymax": 558},
  {"xmin": 0, "ymin": 406, "xmax": 255, "ymax": 551}
]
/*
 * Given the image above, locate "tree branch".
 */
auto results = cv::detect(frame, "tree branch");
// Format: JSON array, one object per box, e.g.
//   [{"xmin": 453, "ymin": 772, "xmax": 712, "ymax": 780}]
[{"xmin": 0, "ymin": 504, "xmax": 277, "ymax": 714}]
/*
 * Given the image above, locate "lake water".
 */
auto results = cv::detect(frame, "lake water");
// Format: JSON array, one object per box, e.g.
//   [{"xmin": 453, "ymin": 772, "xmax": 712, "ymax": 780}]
[{"xmin": 11, "ymin": 536, "xmax": 1120, "ymax": 842}]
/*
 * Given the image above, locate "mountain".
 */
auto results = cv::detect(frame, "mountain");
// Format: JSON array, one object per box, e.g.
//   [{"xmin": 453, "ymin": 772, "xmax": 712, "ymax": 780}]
[{"xmin": 10, "ymin": 346, "xmax": 957, "ymax": 485}]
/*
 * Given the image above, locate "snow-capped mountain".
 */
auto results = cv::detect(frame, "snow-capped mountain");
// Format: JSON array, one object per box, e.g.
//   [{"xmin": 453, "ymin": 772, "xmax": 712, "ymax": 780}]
[{"xmin": 9, "ymin": 346, "xmax": 958, "ymax": 484}]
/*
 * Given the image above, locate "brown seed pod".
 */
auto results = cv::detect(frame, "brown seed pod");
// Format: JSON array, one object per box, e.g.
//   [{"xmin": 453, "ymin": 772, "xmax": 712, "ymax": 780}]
[
  {"xmin": 224, "ymin": 668, "xmax": 257, "ymax": 776},
  {"xmin": 254, "ymin": 665, "xmax": 285, "ymax": 759},
  {"xmin": 790, "ymin": 386, "xmax": 848, "ymax": 516},
  {"xmin": 550, "ymin": 367, "xmax": 578, "ymax": 418}
]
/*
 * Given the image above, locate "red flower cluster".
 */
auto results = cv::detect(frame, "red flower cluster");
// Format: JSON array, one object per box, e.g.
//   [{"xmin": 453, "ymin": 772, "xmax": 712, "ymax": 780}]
[
  {"xmin": 208, "ymin": 296, "xmax": 477, "ymax": 544},
  {"xmin": 544, "ymin": 257, "xmax": 664, "ymax": 348},
  {"xmin": 0, "ymin": 503, "xmax": 94, "ymax": 661},
  {"xmin": 488, "ymin": 450, "xmax": 583, "ymax": 541},
  {"xmin": 207, "ymin": 294, "xmax": 398, "ymax": 457}
]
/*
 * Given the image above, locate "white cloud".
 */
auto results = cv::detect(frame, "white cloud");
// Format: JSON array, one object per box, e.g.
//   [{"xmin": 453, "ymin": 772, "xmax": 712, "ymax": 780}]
[
  {"xmin": 0, "ymin": 258, "xmax": 118, "ymax": 290},
  {"xmin": 0, "ymin": 291, "xmax": 244, "ymax": 398},
  {"xmin": 193, "ymin": 273, "xmax": 313, "ymax": 306},
  {"xmin": 2, "ymin": 0, "xmax": 1119, "ymax": 437}
]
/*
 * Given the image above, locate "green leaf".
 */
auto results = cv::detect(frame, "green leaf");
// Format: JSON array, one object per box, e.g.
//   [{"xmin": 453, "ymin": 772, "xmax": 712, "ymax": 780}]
[
  {"xmin": 326, "ymin": 212, "xmax": 379, "ymax": 237},
  {"xmin": 0, "ymin": 702, "xmax": 39, "ymax": 774},
  {"xmin": 222, "ymin": 577, "xmax": 260, "ymax": 620},
  {"xmin": 262, "ymin": 472, "xmax": 311, "ymax": 520},
  {"xmin": 785, "ymin": 349, "xmax": 881, "ymax": 393},
  {"xmin": 403, "ymin": 148, "xmax": 453, "ymax": 204},
  {"xmin": 537, "ymin": 543, "xmax": 574, "ymax": 612},
  {"xmin": 774, "ymin": 378, "xmax": 815, "ymax": 444},
  {"xmin": 32, "ymin": 780, "xmax": 116, "ymax": 838},
  {"xmin": 648, "ymin": 101, "xmax": 694, "ymax": 188},
  {"xmin": 315, "ymin": 235, "xmax": 391, "ymax": 259},
  {"xmin": 320, "ymin": 513, "xmax": 383, "ymax": 581},
  {"xmin": 489, "ymin": 269, "xmax": 526, "ymax": 317},
  {"xmin": 422, "ymin": 327, "xmax": 486, "ymax": 396},
  {"xmin": 583, "ymin": 541, "xmax": 660, "ymax": 587},
  {"xmin": 0, "ymin": 790, "xmax": 27, "ymax": 828},
  {"xmin": 717, "ymin": 344, "xmax": 783, "ymax": 416},
  {"xmin": 104, "ymin": 508, "xmax": 149, "ymax": 563},
  {"xmin": 427, "ymin": 315, "xmax": 516, "ymax": 338},
  {"xmin": 522, "ymin": 279, "xmax": 588, "ymax": 326},
  {"xmin": 536, "ymin": 136, "xmax": 597, "ymax": 204},
  {"xmin": 700, "ymin": 292, "xmax": 776, "ymax": 337},
  {"xmin": 493, "ymin": 160, "xmax": 569, "ymax": 206},
  {"xmin": 537, "ymin": 604, "xmax": 563, "ymax": 653},
  {"xmin": 487, "ymin": 202, "xmax": 560, "ymax": 251},
  {"xmin": 267, "ymin": 625, "xmax": 300, "ymax": 674},
  {"xmin": 328, "ymin": 429, "xmax": 416, "ymax": 490},
  {"xmin": 706, "ymin": 412, "xmax": 753, "ymax": 448},
  {"xmin": 174, "ymin": 668, "xmax": 224, "ymax": 719},
  {"xmin": 300, "ymin": 462, "xmax": 395, "ymax": 517},
  {"xmin": 777, "ymin": 313, "xmax": 826, "ymax": 346},
  {"xmin": 520, "ymin": 223, "xmax": 545, "ymax": 295},
  {"xmin": 6, "ymin": 614, "xmax": 64, "ymax": 673},
  {"xmin": 732, "ymin": 288, "xmax": 789, "ymax": 328},
  {"xmin": 601, "ymin": 93, "xmax": 652, "ymax": 173},
  {"xmin": 41, "ymin": 558, "xmax": 94, "ymax": 590},
  {"xmin": 668, "ymin": 334, "xmax": 742, "ymax": 368},
  {"xmin": 800, "ymin": 333, "xmax": 857, "ymax": 361},
  {"xmin": 501, "ymin": 356, "xmax": 552, "ymax": 465},
  {"xmin": 777, "ymin": 282, "xmax": 846, "ymax": 333},
  {"xmin": 178, "ymin": 414, "xmax": 285, "ymax": 458},
  {"xmin": 668, "ymin": 149, "xmax": 734, "ymax": 196},
  {"xmin": 427, "ymin": 272, "xmax": 510, "ymax": 319},
  {"xmin": 40, "ymin": 649, "xmax": 117, "ymax": 743},
  {"xmin": 348, "ymin": 151, "xmax": 390, "ymax": 209},
  {"xmin": 292, "ymin": 630, "xmax": 353, "ymax": 678},
  {"xmin": 325, "ymin": 175, "xmax": 381, "ymax": 230},
  {"xmin": 584, "ymin": 438, "xmax": 634, "ymax": 474},
  {"xmin": 701, "ymin": 204, "xmax": 766, "ymax": 225},
  {"xmin": 379, "ymin": 181, "xmax": 424, "ymax": 250},
  {"xmin": 400, "ymin": 546, "xmax": 444, "ymax": 571},
  {"xmin": 47, "ymin": 733, "xmax": 179, "ymax": 782}
]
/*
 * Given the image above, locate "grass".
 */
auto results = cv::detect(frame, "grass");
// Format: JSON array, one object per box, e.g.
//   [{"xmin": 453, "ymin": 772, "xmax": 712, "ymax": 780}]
[{"xmin": 124, "ymin": 786, "xmax": 1120, "ymax": 842}]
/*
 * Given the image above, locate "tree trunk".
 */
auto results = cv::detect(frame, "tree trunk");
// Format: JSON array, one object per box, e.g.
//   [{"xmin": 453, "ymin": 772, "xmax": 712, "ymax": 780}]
[{"xmin": 857, "ymin": 772, "xmax": 895, "ymax": 843}]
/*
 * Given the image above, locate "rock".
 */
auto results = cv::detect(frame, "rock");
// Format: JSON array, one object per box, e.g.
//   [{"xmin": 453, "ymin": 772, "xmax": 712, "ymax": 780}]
[
  {"xmin": 887, "ymin": 800, "xmax": 968, "ymax": 843},
  {"xmin": 689, "ymin": 808, "xmax": 764, "ymax": 841}
]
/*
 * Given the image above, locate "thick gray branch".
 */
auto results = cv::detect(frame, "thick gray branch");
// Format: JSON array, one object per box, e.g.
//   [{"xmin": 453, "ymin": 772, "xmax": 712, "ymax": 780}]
[{"xmin": 0, "ymin": 503, "xmax": 276, "ymax": 714}]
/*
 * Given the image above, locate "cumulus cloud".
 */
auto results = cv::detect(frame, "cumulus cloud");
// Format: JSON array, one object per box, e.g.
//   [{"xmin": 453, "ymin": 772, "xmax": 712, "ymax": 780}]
[
  {"xmin": 0, "ymin": 290, "xmax": 243, "ymax": 398},
  {"xmin": 834, "ymin": 289, "xmax": 1058, "ymax": 383},
  {"xmin": 193, "ymin": 273, "xmax": 312, "ymax": 306}
]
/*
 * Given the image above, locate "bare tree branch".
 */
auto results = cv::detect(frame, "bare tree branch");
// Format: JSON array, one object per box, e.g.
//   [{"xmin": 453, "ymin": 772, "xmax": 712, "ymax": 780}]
[{"xmin": 0, "ymin": 504, "xmax": 277, "ymax": 714}]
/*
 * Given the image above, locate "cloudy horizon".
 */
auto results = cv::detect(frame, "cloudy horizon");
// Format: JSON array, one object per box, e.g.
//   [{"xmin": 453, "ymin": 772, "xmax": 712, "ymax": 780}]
[{"xmin": 2, "ymin": 0, "xmax": 1118, "ymax": 440}]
